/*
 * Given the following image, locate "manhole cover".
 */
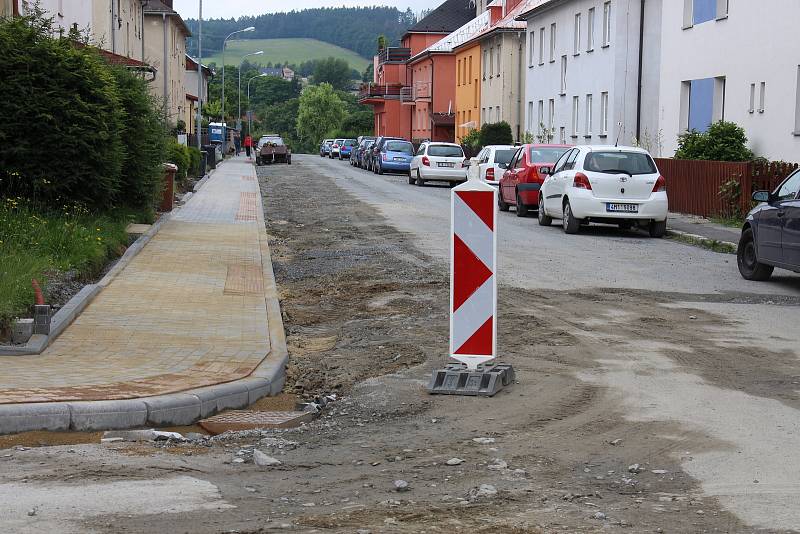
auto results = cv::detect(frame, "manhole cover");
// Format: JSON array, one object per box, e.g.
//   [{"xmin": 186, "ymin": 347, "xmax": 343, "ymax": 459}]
[{"xmin": 199, "ymin": 411, "xmax": 315, "ymax": 434}]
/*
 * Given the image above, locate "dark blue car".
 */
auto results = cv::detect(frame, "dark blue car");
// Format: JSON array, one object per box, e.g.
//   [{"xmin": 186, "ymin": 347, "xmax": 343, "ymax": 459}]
[
  {"xmin": 738, "ymin": 168, "xmax": 800, "ymax": 280},
  {"xmin": 339, "ymin": 139, "xmax": 356, "ymax": 160},
  {"xmin": 374, "ymin": 140, "xmax": 414, "ymax": 175}
]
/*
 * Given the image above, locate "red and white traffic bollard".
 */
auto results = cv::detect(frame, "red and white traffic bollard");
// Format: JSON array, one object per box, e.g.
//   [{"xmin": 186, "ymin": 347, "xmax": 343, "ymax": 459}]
[{"xmin": 428, "ymin": 176, "xmax": 515, "ymax": 396}]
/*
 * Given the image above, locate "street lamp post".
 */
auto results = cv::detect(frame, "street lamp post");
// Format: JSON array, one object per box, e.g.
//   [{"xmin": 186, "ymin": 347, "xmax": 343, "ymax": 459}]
[
  {"xmin": 247, "ymin": 73, "xmax": 269, "ymax": 136},
  {"xmin": 238, "ymin": 50, "xmax": 264, "ymax": 132},
  {"xmin": 221, "ymin": 25, "xmax": 255, "ymax": 155},
  {"xmin": 195, "ymin": 0, "xmax": 202, "ymax": 151}
]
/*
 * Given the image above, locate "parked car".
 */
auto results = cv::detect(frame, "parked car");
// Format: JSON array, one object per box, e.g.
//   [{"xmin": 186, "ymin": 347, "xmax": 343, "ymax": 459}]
[
  {"xmin": 538, "ymin": 145, "xmax": 668, "ymax": 237},
  {"xmin": 374, "ymin": 140, "xmax": 415, "ymax": 175},
  {"xmin": 339, "ymin": 139, "xmax": 356, "ymax": 160},
  {"xmin": 737, "ymin": 168, "xmax": 800, "ymax": 280},
  {"xmin": 352, "ymin": 137, "xmax": 376, "ymax": 167},
  {"xmin": 331, "ymin": 138, "xmax": 345, "ymax": 159},
  {"xmin": 498, "ymin": 144, "xmax": 571, "ymax": 217},
  {"xmin": 255, "ymin": 135, "xmax": 291, "ymax": 165},
  {"xmin": 366, "ymin": 136, "xmax": 404, "ymax": 172},
  {"xmin": 409, "ymin": 142, "xmax": 467, "ymax": 186},
  {"xmin": 320, "ymin": 139, "xmax": 333, "ymax": 157},
  {"xmin": 468, "ymin": 145, "xmax": 517, "ymax": 186}
]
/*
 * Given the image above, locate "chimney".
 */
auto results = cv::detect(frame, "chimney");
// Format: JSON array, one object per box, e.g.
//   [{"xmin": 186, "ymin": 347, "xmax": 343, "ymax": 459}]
[
  {"xmin": 506, "ymin": 0, "xmax": 524, "ymax": 11},
  {"xmin": 489, "ymin": 2, "xmax": 503, "ymax": 25}
]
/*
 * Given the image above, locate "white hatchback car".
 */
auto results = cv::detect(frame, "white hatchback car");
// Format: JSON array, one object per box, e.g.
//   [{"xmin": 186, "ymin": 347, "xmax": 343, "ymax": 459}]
[
  {"xmin": 331, "ymin": 138, "xmax": 345, "ymax": 158},
  {"xmin": 410, "ymin": 142, "xmax": 467, "ymax": 186},
  {"xmin": 538, "ymin": 146, "xmax": 668, "ymax": 237},
  {"xmin": 467, "ymin": 145, "xmax": 517, "ymax": 186}
]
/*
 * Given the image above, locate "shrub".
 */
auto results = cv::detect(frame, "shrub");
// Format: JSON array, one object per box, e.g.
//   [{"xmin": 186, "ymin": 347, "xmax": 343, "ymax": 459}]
[
  {"xmin": 166, "ymin": 139, "xmax": 190, "ymax": 182},
  {"xmin": 111, "ymin": 65, "xmax": 166, "ymax": 210},
  {"xmin": 0, "ymin": 13, "xmax": 125, "ymax": 209},
  {"xmin": 479, "ymin": 122, "xmax": 514, "ymax": 147},
  {"xmin": 461, "ymin": 128, "xmax": 481, "ymax": 150},
  {"xmin": 675, "ymin": 120, "xmax": 754, "ymax": 161},
  {"xmin": 187, "ymin": 147, "xmax": 203, "ymax": 178}
]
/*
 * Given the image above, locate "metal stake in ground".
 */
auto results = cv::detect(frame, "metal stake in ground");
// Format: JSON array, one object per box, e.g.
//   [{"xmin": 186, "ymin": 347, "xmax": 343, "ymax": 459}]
[{"xmin": 427, "ymin": 175, "xmax": 514, "ymax": 396}]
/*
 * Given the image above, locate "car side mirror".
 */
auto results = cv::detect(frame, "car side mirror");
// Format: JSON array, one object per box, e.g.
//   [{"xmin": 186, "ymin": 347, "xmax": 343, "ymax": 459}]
[
  {"xmin": 752, "ymin": 190, "xmax": 771, "ymax": 203},
  {"xmin": 540, "ymin": 166, "xmax": 552, "ymax": 176}
]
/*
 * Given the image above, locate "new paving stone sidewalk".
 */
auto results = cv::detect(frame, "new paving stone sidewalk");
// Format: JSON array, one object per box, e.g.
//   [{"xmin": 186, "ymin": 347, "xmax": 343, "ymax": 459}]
[{"xmin": 0, "ymin": 157, "xmax": 278, "ymax": 405}]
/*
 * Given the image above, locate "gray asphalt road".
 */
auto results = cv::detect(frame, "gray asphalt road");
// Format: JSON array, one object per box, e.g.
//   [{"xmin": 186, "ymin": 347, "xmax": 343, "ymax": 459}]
[{"xmin": 310, "ymin": 155, "xmax": 800, "ymax": 297}]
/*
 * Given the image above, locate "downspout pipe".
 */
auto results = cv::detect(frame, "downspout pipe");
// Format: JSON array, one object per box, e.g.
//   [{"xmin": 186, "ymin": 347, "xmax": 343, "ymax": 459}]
[
  {"xmin": 636, "ymin": 0, "xmax": 645, "ymax": 140},
  {"xmin": 163, "ymin": 12, "xmax": 168, "ymax": 120}
]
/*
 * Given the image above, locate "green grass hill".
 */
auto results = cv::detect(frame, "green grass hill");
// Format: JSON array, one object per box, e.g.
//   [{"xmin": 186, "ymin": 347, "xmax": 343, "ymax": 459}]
[{"xmin": 203, "ymin": 38, "xmax": 370, "ymax": 72}]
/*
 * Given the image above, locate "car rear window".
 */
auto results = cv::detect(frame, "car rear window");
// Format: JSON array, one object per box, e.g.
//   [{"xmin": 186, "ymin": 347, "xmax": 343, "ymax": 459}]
[
  {"xmin": 530, "ymin": 147, "xmax": 569, "ymax": 163},
  {"xmin": 584, "ymin": 151, "xmax": 657, "ymax": 175},
  {"xmin": 428, "ymin": 145, "xmax": 464, "ymax": 158},
  {"xmin": 494, "ymin": 149, "xmax": 516, "ymax": 165},
  {"xmin": 386, "ymin": 141, "xmax": 413, "ymax": 154},
  {"xmin": 344, "ymin": 140, "xmax": 355, "ymax": 146}
]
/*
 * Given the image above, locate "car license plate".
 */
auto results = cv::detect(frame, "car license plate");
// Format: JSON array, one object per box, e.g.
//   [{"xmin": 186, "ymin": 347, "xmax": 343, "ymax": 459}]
[
  {"xmin": 606, "ymin": 203, "xmax": 639, "ymax": 213},
  {"xmin": 394, "ymin": 157, "xmax": 406, "ymax": 161},
  {"xmin": 438, "ymin": 162, "xmax": 455, "ymax": 168}
]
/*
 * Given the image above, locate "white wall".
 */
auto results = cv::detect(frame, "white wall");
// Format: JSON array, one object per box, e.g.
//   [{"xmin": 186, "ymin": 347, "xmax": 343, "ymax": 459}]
[
  {"xmin": 658, "ymin": 0, "xmax": 800, "ymax": 161},
  {"xmin": 23, "ymin": 0, "xmax": 93, "ymax": 36},
  {"xmin": 481, "ymin": 30, "xmax": 527, "ymax": 141}
]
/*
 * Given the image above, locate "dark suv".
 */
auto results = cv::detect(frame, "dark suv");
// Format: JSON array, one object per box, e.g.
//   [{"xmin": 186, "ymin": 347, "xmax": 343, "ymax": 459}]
[{"xmin": 738, "ymin": 168, "xmax": 800, "ymax": 280}]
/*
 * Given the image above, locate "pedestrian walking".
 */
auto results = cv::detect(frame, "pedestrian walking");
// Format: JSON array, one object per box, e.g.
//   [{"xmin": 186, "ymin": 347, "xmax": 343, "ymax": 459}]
[
  {"xmin": 245, "ymin": 134, "xmax": 253, "ymax": 158},
  {"xmin": 235, "ymin": 134, "xmax": 242, "ymax": 156}
]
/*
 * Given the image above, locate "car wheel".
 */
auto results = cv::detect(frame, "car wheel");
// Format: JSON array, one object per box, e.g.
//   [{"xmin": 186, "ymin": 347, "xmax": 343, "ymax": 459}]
[
  {"xmin": 498, "ymin": 190, "xmax": 510, "ymax": 212},
  {"xmin": 416, "ymin": 170, "xmax": 425, "ymax": 187},
  {"xmin": 515, "ymin": 192, "xmax": 529, "ymax": 218},
  {"xmin": 648, "ymin": 220, "xmax": 667, "ymax": 238},
  {"xmin": 377, "ymin": 162, "xmax": 384, "ymax": 175},
  {"xmin": 562, "ymin": 201, "xmax": 581, "ymax": 234},
  {"xmin": 737, "ymin": 228, "xmax": 774, "ymax": 281},
  {"xmin": 538, "ymin": 196, "xmax": 552, "ymax": 226},
  {"xmin": 408, "ymin": 171, "xmax": 415, "ymax": 185}
]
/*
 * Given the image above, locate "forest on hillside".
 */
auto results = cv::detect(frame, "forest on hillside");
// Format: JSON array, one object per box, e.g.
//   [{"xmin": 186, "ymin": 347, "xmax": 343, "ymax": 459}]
[{"xmin": 185, "ymin": 7, "xmax": 416, "ymax": 60}]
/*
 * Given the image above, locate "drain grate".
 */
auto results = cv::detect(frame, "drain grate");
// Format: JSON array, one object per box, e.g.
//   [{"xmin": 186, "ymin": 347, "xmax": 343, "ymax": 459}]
[
  {"xmin": 224, "ymin": 263, "xmax": 264, "ymax": 295},
  {"xmin": 199, "ymin": 411, "xmax": 315, "ymax": 434}
]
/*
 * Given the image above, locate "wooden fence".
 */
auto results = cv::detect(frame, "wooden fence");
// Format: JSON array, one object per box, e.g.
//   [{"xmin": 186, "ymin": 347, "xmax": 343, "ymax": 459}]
[{"xmin": 655, "ymin": 158, "xmax": 799, "ymax": 217}]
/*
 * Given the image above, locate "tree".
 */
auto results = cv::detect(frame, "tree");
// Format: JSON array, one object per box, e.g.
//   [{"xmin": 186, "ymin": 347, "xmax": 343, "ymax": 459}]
[
  {"xmin": 296, "ymin": 83, "xmax": 345, "ymax": 144},
  {"xmin": 479, "ymin": 122, "xmax": 514, "ymax": 146},
  {"xmin": 675, "ymin": 120, "xmax": 754, "ymax": 161},
  {"xmin": 339, "ymin": 111, "xmax": 374, "ymax": 138},
  {"xmin": 362, "ymin": 64, "xmax": 373, "ymax": 83},
  {"xmin": 313, "ymin": 57, "xmax": 354, "ymax": 90}
]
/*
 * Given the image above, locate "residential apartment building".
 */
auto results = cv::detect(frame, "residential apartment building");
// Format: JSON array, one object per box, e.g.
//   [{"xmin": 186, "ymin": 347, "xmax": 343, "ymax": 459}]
[
  {"xmin": 454, "ymin": 41, "xmax": 481, "ymax": 142},
  {"xmin": 184, "ymin": 54, "xmax": 212, "ymax": 135},
  {"xmin": 18, "ymin": 1, "xmax": 146, "ymax": 62},
  {"xmin": 1, "ymin": 0, "xmax": 17, "ymax": 18},
  {"xmin": 519, "ymin": 0, "xmax": 660, "ymax": 149},
  {"xmin": 657, "ymin": 0, "xmax": 800, "ymax": 161},
  {"xmin": 359, "ymin": 0, "xmax": 475, "ymax": 141},
  {"xmin": 143, "ymin": 0, "xmax": 190, "ymax": 126}
]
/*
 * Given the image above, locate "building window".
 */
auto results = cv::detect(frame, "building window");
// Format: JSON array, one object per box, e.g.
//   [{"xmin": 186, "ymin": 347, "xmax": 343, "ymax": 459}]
[
  {"xmin": 795, "ymin": 66, "xmax": 800, "ymax": 134},
  {"xmin": 560, "ymin": 56, "xmax": 567, "ymax": 95},
  {"xmin": 469, "ymin": 56, "xmax": 473, "ymax": 83},
  {"xmin": 496, "ymin": 45, "xmax": 501, "ymax": 76},
  {"xmin": 749, "ymin": 83, "xmax": 756, "ymax": 114},
  {"xmin": 574, "ymin": 13, "xmax": 581, "ymax": 55},
  {"xmin": 572, "ymin": 96, "xmax": 580, "ymax": 137},
  {"xmin": 586, "ymin": 93, "xmax": 593, "ymax": 135},
  {"xmin": 600, "ymin": 91, "xmax": 609, "ymax": 135},
  {"xmin": 602, "ymin": 2, "xmax": 611, "ymax": 46},
  {"xmin": 548, "ymin": 98, "xmax": 555, "ymax": 129},
  {"xmin": 457, "ymin": 60, "xmax": 462, "ymax": 86},
  {"xmin": 758, "ymin": 81, "xmax": 765, "ymax": 113},
  {"xmin": 496, "ymin": 106, "xmax": 500, "ymax": 122},
  {"xmin": 549, "ymin": 23, "xmax": 557, "ymax": 62},
  {"xmin": 482, "ymin": 108, "xmax": 486, "ymax": 125},
  {"xmin": 538, "ymin": 100, "xmax": 544, "ymax": 130},
  {"xmin": 684, "ymin": 0, "xmax": 728, "ymax": 28},
  {"xmin": 539, "ymin": 28, "xmax": 545, "ymax": 65},
  {"xmin": 489, "ymin": 47, "xmax": 494, "ymax": 77},
  {"xmin": 560, "ymin": 127, "xmax": 566, "ymax": 144},
  {"xmin": 483, "ymin": 49, "xmax": 488, "ymax": 79},
  {"xmin": 529, "ymin": 30, "xmax": 535, "ymax": 66},
  {"xmin": 687, "ymin": 78, "xmax": 715, "ymax": 131},
  {"xmin": 587, "ymin": 8, "xmax": 595, "ymax": 51},
  {"xmin": 527, "ymin": 101, "xmax": 534, "ymax": 130}
]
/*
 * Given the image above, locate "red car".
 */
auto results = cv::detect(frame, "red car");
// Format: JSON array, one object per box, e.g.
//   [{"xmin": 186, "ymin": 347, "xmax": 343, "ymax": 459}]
[{"xmin": 498, "ymin": 144, "xmax": 571, "ymax": 217}]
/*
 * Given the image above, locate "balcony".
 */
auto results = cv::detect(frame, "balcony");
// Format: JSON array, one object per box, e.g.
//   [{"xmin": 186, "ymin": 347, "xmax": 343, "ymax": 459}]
[
  {"xmin": 378, "ymin": 47, "xmax": 411, "ymax": 64},
  {"xmin": 358, "ymin": 84, "xmax": 407, "ymax": 104},
  {"xmin": 413, "ymin": 81, "xmax": 432, "ymax": 100}
]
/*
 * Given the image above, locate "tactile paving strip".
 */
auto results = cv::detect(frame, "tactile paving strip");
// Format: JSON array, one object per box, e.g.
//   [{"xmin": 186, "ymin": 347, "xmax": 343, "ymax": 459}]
[
  {"xmin": 198, "ymin": 411, "xmax": 315, "ymax": 434},
  {"xmin": 224, "ymin": 263, "xmax": 264, "ymax": 296},
  {"xmin": 235, "ymin": 191, "xmax": 259, "ymax": 221}
]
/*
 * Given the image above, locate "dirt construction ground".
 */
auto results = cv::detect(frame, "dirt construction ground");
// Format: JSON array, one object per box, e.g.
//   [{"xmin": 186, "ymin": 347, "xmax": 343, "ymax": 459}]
[{"xmin": 2, "ymin": 156, "xmax": 800, "ymax": 533}]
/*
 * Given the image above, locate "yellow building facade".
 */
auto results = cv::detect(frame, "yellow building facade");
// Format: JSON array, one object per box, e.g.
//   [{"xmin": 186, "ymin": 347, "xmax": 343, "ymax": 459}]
[{"xmin": 454, "ymin": 41, "xmax": 481, "ymax": 143}]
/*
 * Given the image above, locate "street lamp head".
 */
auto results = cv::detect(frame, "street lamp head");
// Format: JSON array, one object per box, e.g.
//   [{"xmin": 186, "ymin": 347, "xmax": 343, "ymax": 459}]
[
  {"xmin": 253, "ymin": 50, "xmax": 264, "ymax": 56},
  {"xmin": 243, "ymin": 26, "xmax": 255, "ymax": 32}
]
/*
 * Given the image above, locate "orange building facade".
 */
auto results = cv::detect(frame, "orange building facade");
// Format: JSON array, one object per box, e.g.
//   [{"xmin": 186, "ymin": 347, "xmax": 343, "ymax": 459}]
[{"xmin": 454, "ymin": 42, "xmax": 481, "ymax": 142}]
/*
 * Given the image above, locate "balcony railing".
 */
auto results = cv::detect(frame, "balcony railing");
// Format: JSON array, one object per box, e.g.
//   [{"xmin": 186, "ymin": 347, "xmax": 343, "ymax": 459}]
[
  {"xmin": 400, "ymin": 86, "xmax": 414, "ymax": 104},
  {"xmin": 378, "ymin": 47, "xmax": 412, "ymax": 64},
  {"xmin": 358, "ymin": 84, "xmax": 407, "ymax": 102},
  {"xmin": 413, "ymin": 81, "xmax": 432, "ymax": 100}
]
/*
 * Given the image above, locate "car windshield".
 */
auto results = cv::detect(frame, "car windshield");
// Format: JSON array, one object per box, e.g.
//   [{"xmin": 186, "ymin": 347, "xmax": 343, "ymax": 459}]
[
  {"xmin": 530, "ymin": 147, "xmax": 569, "ymax": 163},
  {"xmin": 385, "ymin": 141, "xmax": 413, "ymax": 154},
  {"xmin": 584, "ymin": 151, "xmax": 657, "ymax": 175},
  {"xmin": 428, "ymin": 145, "xmax": 463, "ymax": 158},
  {"xmin": 494, "ymin": 149, "xmax": 516, "ymax": 165}
]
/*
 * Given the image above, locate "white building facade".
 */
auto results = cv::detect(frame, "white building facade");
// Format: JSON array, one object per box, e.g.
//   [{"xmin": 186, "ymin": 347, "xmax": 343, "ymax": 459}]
[
  {"xmin": 520, "ymin": 0, "xmax": 662, "ymax": 151},
  {"xmin": 658, "ymin": 0, "xmax": 800, "ymax": 161}
]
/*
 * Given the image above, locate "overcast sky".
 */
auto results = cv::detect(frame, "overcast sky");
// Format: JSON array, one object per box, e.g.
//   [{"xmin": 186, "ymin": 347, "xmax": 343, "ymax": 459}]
[{"xmin": 172, "ymin": 1, "xmax": 435, "ymax": 20}]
